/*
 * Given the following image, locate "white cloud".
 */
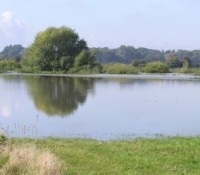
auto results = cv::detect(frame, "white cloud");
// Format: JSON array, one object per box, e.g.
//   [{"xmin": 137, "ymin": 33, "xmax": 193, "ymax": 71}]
[
  {"xmin": 0, "ymin": 11, "xmax": 25, "ymax": 50},
  {"xmin": 1, "ymin": 11, "xmax": 13, "ymax": 25},
  {"xmin": 0, "ymin": 11, "xmax": 24, "ymax": 32}
]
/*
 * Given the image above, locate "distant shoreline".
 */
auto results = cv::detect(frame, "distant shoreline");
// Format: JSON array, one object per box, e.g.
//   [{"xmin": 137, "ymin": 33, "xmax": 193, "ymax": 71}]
[{"xmin": 1, "ymin": 72, "xmax": 200, "ymax": 81}]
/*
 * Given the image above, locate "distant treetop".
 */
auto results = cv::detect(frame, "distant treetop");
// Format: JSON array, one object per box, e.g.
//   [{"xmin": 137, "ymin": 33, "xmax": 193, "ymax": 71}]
[{"xmin": 0, "ymin": 44, "xmax": 25, "ymax": 61}]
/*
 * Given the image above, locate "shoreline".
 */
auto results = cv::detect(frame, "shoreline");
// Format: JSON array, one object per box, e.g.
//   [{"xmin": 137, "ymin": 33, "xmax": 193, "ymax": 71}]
[{"xmin": 1, "ymin": 72, "xmax": 200, "ymax": 80}]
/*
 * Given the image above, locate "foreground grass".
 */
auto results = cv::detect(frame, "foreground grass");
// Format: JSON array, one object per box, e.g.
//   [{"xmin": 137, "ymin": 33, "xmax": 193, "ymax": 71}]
[
  {"xmin": 1, "ymin": 137, "xmax": 200, "ymax": 174},
  {"xmin": 0, "ymin": 139, "xmax": 62, "ymax": 175}
]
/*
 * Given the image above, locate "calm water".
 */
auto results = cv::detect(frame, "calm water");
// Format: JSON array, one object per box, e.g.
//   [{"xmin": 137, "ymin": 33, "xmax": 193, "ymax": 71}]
[{"xmin": 0, "ymin": 74, "xmax": 200, "ymax": 140}]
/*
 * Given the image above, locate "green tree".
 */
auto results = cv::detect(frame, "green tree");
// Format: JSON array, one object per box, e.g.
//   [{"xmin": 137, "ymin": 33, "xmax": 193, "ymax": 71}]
[
  {"xmin": 74, "ymin": 50, "xmax": 95, "ymax": 67},
  {"xmin": 93, "ymin": 46, "xmax": 165, "ymax": 64},
  {"xmin": 22, "ymin": 26, "xmax": 88, "ymax": 71},
  {"xmin": 166, "ymin": 58, "xmax": 182, "ymax": 68}
]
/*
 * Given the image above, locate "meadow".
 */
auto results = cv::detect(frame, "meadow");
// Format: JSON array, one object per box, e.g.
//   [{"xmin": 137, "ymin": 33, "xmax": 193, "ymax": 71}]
[{"xmin": 1, "ymin": 136, "xmax": 200, "ymax": 174}]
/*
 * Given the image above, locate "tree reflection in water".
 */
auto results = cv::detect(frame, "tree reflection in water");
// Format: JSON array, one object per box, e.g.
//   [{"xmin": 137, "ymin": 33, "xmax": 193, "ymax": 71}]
[{"xmin": 24, "ymin": 76, "xmax": 95, "ymax": 117}]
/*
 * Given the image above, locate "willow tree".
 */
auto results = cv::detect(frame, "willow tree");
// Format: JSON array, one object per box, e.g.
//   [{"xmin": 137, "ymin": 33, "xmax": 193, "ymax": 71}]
[{"xmin": 22, "ymin": 26, "xmax": 89, "ymax": 71}]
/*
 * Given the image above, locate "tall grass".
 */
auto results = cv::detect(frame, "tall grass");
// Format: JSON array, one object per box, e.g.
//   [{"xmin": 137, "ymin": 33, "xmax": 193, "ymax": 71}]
[
  {"xmin": 0, "ymin": 145, "xmax": 62, "ymax": 175},
  {"xmin": 0, "ymin": 129, "xmax": 63, "ymax": 175}
]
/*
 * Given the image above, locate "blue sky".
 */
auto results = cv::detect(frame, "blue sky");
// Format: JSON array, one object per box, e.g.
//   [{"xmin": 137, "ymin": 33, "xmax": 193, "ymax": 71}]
[{"xmin": 0, "ymin": 0, "xmax": 200, "ymax": 50}]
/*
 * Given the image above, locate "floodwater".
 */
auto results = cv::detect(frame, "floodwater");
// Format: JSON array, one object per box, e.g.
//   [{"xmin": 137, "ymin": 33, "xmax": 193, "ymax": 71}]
[{"xmin": 0, "ymin": 74, "xmax": 200, "ymax": 140}]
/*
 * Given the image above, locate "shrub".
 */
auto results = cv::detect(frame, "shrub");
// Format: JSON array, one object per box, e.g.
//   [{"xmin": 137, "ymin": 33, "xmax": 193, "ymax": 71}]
[
  {"xmin": 20, "ymin": 66, "xmax": 40, "ymax": 73},
  {"xmin": 132, "ymin": 60, "xmax": 146, "ymax": 67},
  {"xmin": 0, "ymin": 60, "xmax": 21, "ymax": 73},
  {"xmin": 103, "ymin": 63, "xmax": 137, "ymax": 74},
  {"xmin": 143, "ymin": 62, "xmax": 169, "ymax": 73}
]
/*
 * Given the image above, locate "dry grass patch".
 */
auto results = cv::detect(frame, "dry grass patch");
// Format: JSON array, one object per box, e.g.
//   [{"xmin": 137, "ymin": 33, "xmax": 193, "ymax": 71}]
[{"xmin": 0, "ymin": 144, "xmax": 63, "ymax": 175}]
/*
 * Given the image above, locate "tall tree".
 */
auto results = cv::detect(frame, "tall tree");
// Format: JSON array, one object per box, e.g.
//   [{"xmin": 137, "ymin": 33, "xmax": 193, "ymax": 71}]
[{"xmin": 23, "ymin": 26, "xmax": 89, "ymax": 71}]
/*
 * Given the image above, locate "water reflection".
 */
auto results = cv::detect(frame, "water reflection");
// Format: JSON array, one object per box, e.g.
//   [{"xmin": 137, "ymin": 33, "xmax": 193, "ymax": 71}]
[
  {"xmin": 24, "ymin": 76, "xmax": 96, "ymax": 117},
  {"xmin": 1, "ymin": 74, "xmax": 200, "ymax": 139},
  {"xmin": 2, "ymin": 75, "xmax": 199, "ymax": 119}
]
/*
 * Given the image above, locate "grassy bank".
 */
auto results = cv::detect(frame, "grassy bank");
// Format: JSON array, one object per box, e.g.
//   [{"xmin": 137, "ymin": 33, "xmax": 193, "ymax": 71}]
[{"xmin": 1, "ymin": 137, "xmax": 200, "ymax": 174}]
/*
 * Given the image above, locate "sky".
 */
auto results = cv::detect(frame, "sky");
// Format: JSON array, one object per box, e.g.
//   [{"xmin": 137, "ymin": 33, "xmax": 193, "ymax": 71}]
[{"xmin": 0, "ymin": 0, "xmax": 200, "ymax": 51}]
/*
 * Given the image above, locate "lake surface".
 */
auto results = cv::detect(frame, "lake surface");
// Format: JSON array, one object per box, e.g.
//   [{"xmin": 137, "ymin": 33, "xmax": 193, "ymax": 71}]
[{"xmin": 0, "ymin": 74, "xmax": 200, "ymax": 140}]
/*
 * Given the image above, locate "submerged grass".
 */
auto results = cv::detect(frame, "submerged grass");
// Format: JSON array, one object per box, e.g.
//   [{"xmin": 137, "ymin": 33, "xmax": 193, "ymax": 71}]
[{"xmin": 1, "ymin": 137, "xmax": 200, "ymax": 175}]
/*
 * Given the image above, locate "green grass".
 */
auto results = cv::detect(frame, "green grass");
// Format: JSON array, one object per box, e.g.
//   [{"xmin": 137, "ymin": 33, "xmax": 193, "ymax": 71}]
[{"xmin": 1, "ymin": 137, "xmax": 200, "ymax": 174}]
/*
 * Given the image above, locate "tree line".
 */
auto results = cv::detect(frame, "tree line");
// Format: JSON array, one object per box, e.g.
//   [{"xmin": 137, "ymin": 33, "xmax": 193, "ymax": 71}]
[
  {"xmin": 92, "ymin": 46, "xmax": 200, "ymax": 67},
  {"xmin": 0, "ymin": 26, "xmax": 200, "ymax": 74}
]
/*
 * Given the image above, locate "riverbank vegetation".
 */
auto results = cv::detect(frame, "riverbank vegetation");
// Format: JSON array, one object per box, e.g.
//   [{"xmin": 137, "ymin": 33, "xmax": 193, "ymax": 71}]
[
  {"xmin": 1, "ymin": 58, "xmax": 200, "ymax": 75},
  {"xmin": 1, "ymin": 26, "xmax": 200, "ymax": 75},
  {"xmin": 103, "ymin": 63, "xmax": 138, "ymax": 74},
  {"xmin": 0, "ymin": 60, "xmax": 21, "ymax": 73},
  {"xmin": 1, "ymin": 136, "xmax": 200, "ymax": 174},
  {"xmin": 2, "ymin": 60, "xmax": 200, "ymax": 76}
]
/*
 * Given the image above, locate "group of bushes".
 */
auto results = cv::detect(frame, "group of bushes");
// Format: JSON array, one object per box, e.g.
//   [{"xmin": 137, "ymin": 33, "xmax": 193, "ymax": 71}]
[
  {"xmin": 103, "ymin": 62, "xmax": 169, "ymax": 74},
  {"xmin": 102, "ymin": 60, "xmax": 193, "ymax": 74},
  {"xmin": 0, "ymin": 60, "xmax": 193, "ymax": 74},
  {"xmin": 0, "ymin": 60, "xmax": 21, "ymax": 73}
]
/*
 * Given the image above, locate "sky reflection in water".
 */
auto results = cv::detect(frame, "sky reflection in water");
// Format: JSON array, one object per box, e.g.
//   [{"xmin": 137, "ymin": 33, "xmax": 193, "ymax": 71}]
[{"xmin": 0, "ymin": 74, "xmax": 200, "ymax": 140}]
